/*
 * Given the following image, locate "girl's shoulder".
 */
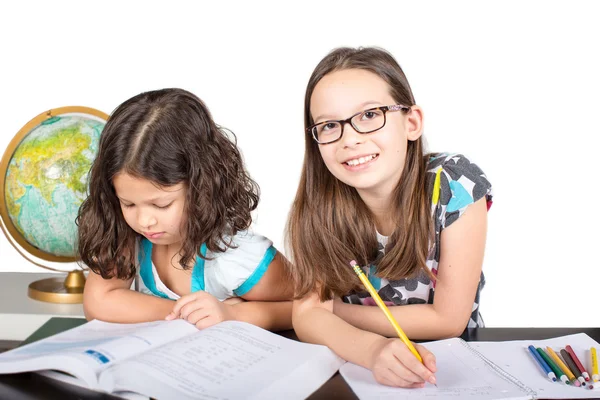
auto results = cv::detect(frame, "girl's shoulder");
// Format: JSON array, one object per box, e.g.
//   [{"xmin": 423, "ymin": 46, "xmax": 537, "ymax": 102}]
[
  {"xmin": 426, "ymin": 153, "xmax": 493, "ymax": 229},
  {"xmin": 426, "ymin": 152, "xmax": 488, "ymax": 178},
  {"xmin": 204, "ymin": 230, "xmax": 277, "ymax": 300}
]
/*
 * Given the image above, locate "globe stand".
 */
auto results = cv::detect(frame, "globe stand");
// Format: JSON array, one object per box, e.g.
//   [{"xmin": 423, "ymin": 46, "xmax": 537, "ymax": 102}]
[{"xmin": 28, "ymin": 270, "xmax": 86, "ymax": 304}]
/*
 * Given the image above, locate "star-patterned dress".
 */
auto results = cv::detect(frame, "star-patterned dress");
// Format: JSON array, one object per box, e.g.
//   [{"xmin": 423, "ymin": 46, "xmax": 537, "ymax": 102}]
[{"xmin": 342, "ymin": 153, "xmax": 493, "ymax": 329}]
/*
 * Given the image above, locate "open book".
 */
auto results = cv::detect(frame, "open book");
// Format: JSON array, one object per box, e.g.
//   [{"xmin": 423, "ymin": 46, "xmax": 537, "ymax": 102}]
[
  {"xmin": 0, "ymin": 319, "xmax": 344, "ymax": 400},
  {"xmin": 340, "ymin": 332, "xmax": 600, "ymax": 399}
]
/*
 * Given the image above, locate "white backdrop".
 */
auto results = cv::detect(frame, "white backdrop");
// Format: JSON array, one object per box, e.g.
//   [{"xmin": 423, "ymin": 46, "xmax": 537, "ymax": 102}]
[{"xmin": 1, "ymin": 0, "xmax": 598, "ymax": 327}]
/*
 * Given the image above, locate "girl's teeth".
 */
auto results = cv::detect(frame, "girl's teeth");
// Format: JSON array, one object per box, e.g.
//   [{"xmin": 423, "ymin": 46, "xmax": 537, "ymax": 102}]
[{"xmin": 346, "ymin": 154, "xmax": 376, "ymax": 166}]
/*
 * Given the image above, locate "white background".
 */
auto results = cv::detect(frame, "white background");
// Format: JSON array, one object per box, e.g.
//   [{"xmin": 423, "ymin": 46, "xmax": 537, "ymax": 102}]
[{"xmin": 0, "ymin": 1, "xmax": 598, "ymax": 327}]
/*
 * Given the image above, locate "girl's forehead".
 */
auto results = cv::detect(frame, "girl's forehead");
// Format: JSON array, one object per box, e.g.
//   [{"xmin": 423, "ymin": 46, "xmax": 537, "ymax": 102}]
[
  {"xmin": 113, "ymin": 173, "xmax": 185, "ymax": 198},
  {"xmin": 310, "ymin": 69, "xmax": 394, "ymax": 117}
]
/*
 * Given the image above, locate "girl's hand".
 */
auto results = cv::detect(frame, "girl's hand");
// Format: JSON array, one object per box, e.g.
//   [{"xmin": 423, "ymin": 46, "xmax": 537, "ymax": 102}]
[
  {"xmin": 368, "ymin": 337, "xmax": 437, "ymax": 388},
  {"xmin": 166, "ymin": 292, "xmax": 237, "ymax": 329}
]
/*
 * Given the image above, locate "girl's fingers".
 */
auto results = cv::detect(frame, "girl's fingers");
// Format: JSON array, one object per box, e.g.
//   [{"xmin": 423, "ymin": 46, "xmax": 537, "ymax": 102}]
[
  {"xmin": 376, "ymin": 367, "xmax": 424, "ymax": 388},
  {"xmin": 180, "ymin": 300, "xmax": 208, "ymax": 320},
  {"xmin": 170, "ymin": 293, "xmax": 199, "ymax": 318},
  {"xmin": 415, "ymin": 344, "xmax": 437, "ymax": 373},
  {"xmin": 195, "ymin": 315, "xmax": 219, "ymax": 330},
  {"xmin": 387, "ymin": 356, "xmax": 425, "ymax": 384},
  {"xmin": 390, "ymin": 342, "xmax": 436, "ymax": 385},
  {"xmin": 186, "ymin": 308, "xmax": 211, "ymax": 325},
  {"xmin": 165, "ymin": 312, "xmax": 176, "ymax": 321}
]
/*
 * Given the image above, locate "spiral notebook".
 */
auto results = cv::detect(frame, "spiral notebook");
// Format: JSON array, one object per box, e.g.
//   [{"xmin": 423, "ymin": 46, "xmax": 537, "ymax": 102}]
[{"xmin": 340, "ymin": 333, "xmax": 600, "ymax": 399}]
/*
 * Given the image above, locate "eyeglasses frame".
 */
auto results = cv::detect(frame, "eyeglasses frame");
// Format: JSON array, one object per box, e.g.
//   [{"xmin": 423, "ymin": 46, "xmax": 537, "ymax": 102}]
[{"xmin": 307, "ymin": 104, "xmax": 411, "ymax": 145}]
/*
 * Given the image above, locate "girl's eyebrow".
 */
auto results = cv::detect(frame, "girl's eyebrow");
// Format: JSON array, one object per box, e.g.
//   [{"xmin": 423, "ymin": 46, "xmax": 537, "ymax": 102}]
[
  {"xmin": 313, "ymin": 100, "xmax": 383, "ymax": 122},
  {"xmin": 116, "ymin": 195, "xmax": 172, "ymax": 203}
]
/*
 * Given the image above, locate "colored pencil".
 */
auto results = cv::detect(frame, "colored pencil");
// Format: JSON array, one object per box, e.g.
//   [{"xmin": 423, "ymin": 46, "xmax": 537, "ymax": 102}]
[
  {"xmin": 528, "ymin": 345, "xmax": 557, "ymax": 382},
  {"xmin": 545, "ymin": 347, "xmax": 579, "ymax": 386},
  {"xmin": 537, "ymin": 347, "xmax": 570, "ymax": 384},
  {"xmin": 560, "ymin": 349, "xmax": 586, "ymax": 386},
  {"xmin": 592, "ymin": 347, "xmax": 599, "ymax": 383},
  {"xmin": 566, "ymin": 345, "xmax": 590, "ymax": 381}
]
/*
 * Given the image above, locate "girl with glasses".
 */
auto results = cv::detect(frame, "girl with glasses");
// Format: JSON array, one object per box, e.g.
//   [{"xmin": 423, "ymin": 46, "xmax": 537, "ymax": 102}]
[
  {"xmin": 287, "ymin": 47, "xmax": 493, "ymax": 388},
  {"xmin": 78, "ymin": 88, "xmax": 293, "ymax": 331}
]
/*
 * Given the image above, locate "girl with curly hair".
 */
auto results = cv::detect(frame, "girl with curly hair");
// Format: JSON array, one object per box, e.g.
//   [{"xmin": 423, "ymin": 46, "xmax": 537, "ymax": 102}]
[{"xmin": 78, "ymin": 88, "xmax": 293, "ymax": 331}]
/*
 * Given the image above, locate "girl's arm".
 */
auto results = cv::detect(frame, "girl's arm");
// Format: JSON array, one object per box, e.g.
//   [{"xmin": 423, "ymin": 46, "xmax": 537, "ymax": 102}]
[
  {"xmin": 333, "ymin": 197, "xmax": 488, "ymax": 339},
  {"xmin": 228, "ymin": 301, "xmax": 292, "ymax": 331},
  {"xmin": 84, "ymin": 271, "xmax": 175, "ymax": 323},
  {"xmin": 293, "ymin": 291, "xmax": 437, "ymax": 388},
  {"xmin": 234, "ymin": 251, "xmax": 294, "ymax": 330},
  {"xmin": 167, "ymin": 251, "xmax": 294, "ymax": 331}
]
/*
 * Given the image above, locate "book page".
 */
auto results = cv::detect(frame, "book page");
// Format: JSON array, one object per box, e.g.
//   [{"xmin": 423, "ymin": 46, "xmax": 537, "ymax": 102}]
[
  {"xmin": 37, "ymin": 370, "xmax": 150, "ymax": 400},
  {"xmin": 340, "ymin": 338, "xmax": 533, "ymax": 400},
  {"xmin": 0, "ymin": 319, "xmax": 197, "ymax": 388},
  {"xmin": 101, "ymin": 321, "xmax": 345, "ymax": 400},
  {"xmin": 468, "ymin": 333, "xmax": 600, "ymax": 399}
]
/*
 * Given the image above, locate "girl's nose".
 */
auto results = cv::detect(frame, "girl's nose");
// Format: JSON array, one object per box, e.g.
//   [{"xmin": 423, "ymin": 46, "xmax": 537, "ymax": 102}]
[
  {"xmin": 137, "ymin": 209, "xmax": 157, "ymax": 229},
  {"xmin": 340, "ymin": 123, "xmax": 365, "ymax": 148}
]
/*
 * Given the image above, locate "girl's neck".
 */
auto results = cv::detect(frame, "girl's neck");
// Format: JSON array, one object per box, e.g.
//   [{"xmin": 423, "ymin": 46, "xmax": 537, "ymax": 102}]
[{"xmin": 357, "ymin": 189, "xmax": 395, "ymax": 236}]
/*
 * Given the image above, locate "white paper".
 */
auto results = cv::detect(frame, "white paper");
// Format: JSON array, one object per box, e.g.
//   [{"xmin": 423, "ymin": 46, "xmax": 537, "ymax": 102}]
[
  {"xmin": 102, "ymin": 321, "xmax": 345, "ymax": 400},
  {"xmin": 0, "ymin": 319, "xmax": 197, "ymax": 388},
  {"xmin": 38, "ymin": 370, "xmax": 150, "ymax": 400},
  {"xmin": 341, "ymin": 333, "xmax": 600, "ymax": 400},
  {"xmin": 340, "ymin": 338, "xmax": 531, "ymax": 400},
  {"xmin": 468, "ymin": 333, "xmax": 600, "ymax": 399}
]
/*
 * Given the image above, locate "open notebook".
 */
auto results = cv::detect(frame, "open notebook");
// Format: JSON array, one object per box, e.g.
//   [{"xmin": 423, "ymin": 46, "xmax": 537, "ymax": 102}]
[
  {"xmin": 0, "ymin": 319, "xmax": 344, "ymax": 400},
  {"xmin": 340, "ymin": 333, "xmax": 600, "ymax": 400}
]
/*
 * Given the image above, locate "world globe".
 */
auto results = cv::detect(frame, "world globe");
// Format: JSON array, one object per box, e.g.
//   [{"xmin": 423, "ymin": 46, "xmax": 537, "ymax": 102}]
[{"xmin": 0, "ymin": 107, "xmax": 108, "ymax": 303}]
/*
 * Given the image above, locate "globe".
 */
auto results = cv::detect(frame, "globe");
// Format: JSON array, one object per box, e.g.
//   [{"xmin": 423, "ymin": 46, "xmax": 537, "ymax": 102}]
[{"xmin": 0, "ymin": 107, "xmax": 108, "ymax": 303}]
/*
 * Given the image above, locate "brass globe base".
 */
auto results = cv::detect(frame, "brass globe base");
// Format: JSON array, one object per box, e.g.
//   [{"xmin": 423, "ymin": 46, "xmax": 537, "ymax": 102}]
[{"xmin": 28, "ymin": 270, "xmax": 86, "ymax": 304}]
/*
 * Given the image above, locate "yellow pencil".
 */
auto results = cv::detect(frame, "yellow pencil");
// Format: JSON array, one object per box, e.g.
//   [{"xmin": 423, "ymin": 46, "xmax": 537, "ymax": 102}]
[
  {"xmin": 349, "ymin": 260, "xmax": 422, "ymax": 363},
  {"xmin": 592, "ymin": 347, "xmax": 599, "ymax": 382},
  {"xmin": 546, "ymin": 346, "xmax": 578, "ymax": 385}
]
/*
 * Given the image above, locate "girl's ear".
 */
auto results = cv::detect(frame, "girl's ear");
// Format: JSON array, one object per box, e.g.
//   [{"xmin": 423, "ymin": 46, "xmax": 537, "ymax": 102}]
[{"xmin": 406, "ymin": 105, "xmax": 424, "ymax": 141}]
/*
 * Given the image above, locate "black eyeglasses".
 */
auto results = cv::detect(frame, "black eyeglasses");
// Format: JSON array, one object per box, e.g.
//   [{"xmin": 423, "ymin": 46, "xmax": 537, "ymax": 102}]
[{"xmin": 307, "ymin": 104, "xmax": 411, "ymax": 144}]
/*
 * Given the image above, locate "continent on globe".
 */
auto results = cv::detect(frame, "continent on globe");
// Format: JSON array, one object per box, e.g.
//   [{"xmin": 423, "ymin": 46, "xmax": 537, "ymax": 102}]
[{"xmin": 2, "ymin": 112, "xmax": 105, "ymax": 259}]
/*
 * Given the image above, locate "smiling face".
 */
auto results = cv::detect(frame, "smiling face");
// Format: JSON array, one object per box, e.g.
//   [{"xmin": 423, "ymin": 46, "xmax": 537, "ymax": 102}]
[
  {"xmin": 113, "ymin": 172, "xmax": 187, "ymax": 245},
  {"xmin": 309, "ymin": 68, "xmax": 422, "ymax": 200}
]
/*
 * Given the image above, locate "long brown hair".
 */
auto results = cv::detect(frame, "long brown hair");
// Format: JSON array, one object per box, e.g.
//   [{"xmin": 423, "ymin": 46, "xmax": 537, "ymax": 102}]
[
  {"xmin": 286, "ymin": 47, "xmax": 433, "ymax": 301},
  {"xmin": 77, "ymin": 88, "xmax": 260, "ymax": 280}
]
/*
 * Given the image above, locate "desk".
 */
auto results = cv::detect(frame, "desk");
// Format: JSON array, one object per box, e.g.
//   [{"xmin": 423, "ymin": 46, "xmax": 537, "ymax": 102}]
[
  {"xmin": 1, "ymin": 327, "xmax": 600, "ymax": 400},
  {"xmin": 0, "ymin": 272, "xmax": 85, "ymax": 341}
]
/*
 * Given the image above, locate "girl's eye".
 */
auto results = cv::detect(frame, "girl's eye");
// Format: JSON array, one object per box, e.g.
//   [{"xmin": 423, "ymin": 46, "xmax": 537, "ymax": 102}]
[
  {"xmin": 361, "ymin": 110, "xmax": 381, "ymax": 120},
  {"xmin": 122, "ymin": 203, "xmax": 135, "ymax": 208},
  {"xmin": 155, "ymin": 202, "xmax": 173, "ymax": 209},
  {"xmin": 320, "ymin": 122, "xmax": 340, "ymax": 134}
]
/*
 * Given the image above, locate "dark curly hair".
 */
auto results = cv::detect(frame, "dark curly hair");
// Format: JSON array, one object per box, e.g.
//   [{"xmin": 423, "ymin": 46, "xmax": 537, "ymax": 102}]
[{"xmin": 77, "ymin": 88, "xmax": 260, "ymax": 280}]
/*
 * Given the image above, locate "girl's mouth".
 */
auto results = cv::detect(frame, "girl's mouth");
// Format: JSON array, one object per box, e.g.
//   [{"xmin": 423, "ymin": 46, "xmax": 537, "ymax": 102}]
[
  {"xmin": 343, "ymin": 153, "xmax": 379, "ymax": 169},
  {"xmin": 144, "ymin": 232, "xmax": 165, "ymax": 239}
]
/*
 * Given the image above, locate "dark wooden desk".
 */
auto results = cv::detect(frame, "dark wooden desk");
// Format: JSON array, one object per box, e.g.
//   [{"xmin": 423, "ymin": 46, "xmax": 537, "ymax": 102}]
[{"xmin": 1, "ymin": 327, "xmax": 599, "ymax": 400}]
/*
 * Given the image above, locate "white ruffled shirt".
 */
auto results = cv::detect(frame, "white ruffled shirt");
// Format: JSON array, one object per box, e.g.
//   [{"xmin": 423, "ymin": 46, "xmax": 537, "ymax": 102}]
[{"xmin": 134, "ymin": 230, "xmax": 275, "ymax": 301}]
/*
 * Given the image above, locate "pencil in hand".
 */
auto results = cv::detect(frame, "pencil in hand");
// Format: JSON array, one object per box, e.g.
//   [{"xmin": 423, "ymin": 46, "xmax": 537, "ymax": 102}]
[{"xmin": 349, "ymin": 260, "xmax": 422, "ymax": 362}]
